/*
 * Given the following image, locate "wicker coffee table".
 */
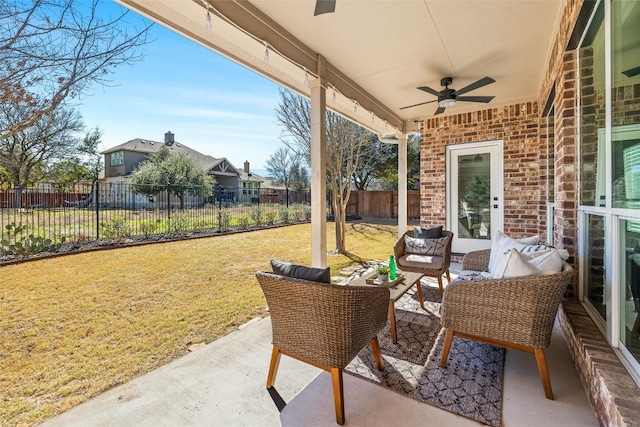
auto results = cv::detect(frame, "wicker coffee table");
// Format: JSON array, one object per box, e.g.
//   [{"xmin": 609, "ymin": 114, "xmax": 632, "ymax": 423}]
[{"xmin": 350, "ymin": 269, "xmax": 424, "ymax": 343}]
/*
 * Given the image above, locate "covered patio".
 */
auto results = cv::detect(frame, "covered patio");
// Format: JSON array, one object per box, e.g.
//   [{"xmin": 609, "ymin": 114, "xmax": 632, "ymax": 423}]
[
  {"xmin": 41, "ymin": 275, "xmax": 597, "ymax": 427},
  {"xmin": 102, "ymin": 0, "xmax": 640, "ymax": 425}
]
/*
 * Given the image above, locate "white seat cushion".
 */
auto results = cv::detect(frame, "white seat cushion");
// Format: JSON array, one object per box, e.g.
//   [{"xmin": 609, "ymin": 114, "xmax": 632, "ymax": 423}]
[{"xmin": 399, "ymin": 254, "xmax": 444, "ymax": 270}]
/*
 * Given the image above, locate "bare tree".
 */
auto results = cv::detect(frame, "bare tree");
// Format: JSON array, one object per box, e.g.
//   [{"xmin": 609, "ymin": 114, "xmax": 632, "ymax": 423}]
[
  {"xmin": 0, "ymin": 102, "xmax": 84, "ymax": 187},
  {"xmin": 275, "ymin": 88, "xmax": 370, "ymax": 254},
  {"xmin": 265, "ymin": 146, "xmax": 303, "ymax": 207},
  {"xmin": 352, "ymin": 132, "xmax": 396, "ymax": 190},
  {"xmin": 0, "ymin": 0, "xmax": 151, "ymax": 142}
]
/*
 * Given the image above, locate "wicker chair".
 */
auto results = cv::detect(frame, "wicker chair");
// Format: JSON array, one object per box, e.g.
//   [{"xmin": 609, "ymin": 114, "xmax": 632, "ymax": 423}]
[
  {"xmin": 393, "ymin": 230, "xmax": 454, "ymax": 295},
  {"xmin": 255, "ymin": 271, "xmax": 390, "ymax": 425},
  {"xmin": 439, "ymin": 249, "xmax": 574, "ymax": 399}
]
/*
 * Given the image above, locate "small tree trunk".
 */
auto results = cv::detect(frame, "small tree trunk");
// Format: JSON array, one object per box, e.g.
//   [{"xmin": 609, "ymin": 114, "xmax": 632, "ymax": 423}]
[{"xmin": 332, "ymin": 182, "xmax": 347, "ymax": 254}]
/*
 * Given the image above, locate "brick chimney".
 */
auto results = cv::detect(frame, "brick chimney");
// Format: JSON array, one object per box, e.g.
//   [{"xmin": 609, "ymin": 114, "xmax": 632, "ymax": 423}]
[
  {"xmin": 164, "ymin": 131, "xmax": 175, "ymax": 146},
  {"xmin": 244, "ymin": 161, "xmax": 250, "ymax": 173}
]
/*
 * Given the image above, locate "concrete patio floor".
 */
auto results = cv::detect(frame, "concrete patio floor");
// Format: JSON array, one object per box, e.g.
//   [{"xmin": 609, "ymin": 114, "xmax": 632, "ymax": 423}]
[{"xmin": 41, "ymin": 276, "xmax": 599, "ymax": 427}]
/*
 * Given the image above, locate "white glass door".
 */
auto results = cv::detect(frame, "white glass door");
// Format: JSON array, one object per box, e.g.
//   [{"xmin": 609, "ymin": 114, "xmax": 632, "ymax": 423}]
[{"xmin": 447, "ymin": 141, "xmax": 503, "ymax": 253}]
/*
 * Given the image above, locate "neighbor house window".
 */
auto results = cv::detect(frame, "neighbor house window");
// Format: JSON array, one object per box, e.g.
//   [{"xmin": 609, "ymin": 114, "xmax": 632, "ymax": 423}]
[{"xmin": 110, "ymin": 151, "xmax": 124, "ymax": 166}]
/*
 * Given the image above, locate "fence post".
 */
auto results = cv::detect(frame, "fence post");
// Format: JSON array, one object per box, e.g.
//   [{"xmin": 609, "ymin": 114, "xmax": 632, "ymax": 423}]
[
  {"xmin": 95, "ymin": 182, "xmax": 100, "ymax": 240},
  {"xmin": 167, "ymin": 184, "xmax": 171, "ymax": 222}
]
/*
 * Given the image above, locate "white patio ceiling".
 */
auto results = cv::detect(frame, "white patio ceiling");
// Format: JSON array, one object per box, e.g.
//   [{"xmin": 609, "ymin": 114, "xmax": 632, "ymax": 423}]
[{"xmin": 116, "ymin": 0, "xmax": 563, "ymax": 137}]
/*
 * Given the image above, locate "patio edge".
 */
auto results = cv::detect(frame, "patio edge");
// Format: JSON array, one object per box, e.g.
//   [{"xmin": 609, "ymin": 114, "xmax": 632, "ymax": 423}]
[{"xmin": 559, "ymin": 299, "xmax": 640, "ymax": 426}]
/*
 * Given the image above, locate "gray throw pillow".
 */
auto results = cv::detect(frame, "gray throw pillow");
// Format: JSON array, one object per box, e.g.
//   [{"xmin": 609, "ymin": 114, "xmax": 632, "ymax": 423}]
[
  {"xmin": 414, "ymin": 225, "xmax": 443, "ymax": 239},
  {"xmin": 270, "ymin": 260, "xmax": 331, "ymax": 284}
]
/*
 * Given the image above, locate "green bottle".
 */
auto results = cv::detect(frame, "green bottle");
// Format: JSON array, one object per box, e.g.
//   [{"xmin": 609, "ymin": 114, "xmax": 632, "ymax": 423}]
[{"xmin": 389, "ymin": 255, "xmax": 397, "ymax": 280}]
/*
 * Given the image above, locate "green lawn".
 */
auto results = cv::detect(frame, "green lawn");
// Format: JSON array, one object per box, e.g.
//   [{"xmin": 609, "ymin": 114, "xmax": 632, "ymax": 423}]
[{"xmin": 0, "ymin": 221, "xmax": 401, "ymax": 426}]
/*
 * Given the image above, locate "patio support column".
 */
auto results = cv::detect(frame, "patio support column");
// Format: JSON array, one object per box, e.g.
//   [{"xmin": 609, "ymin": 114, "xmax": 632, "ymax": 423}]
[
  {"xmin": 310, "ymin": 55, "xmax": 327, "ymax": 268},
  {"xmin": 398, "ymin": 133, "xmax": 408, "ymax": 238}
]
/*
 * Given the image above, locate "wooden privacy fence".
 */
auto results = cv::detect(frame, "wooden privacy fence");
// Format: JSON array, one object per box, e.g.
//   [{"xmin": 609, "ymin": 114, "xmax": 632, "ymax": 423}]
[{"xmin": 346, "ymin": 190, "xmax": 420, "ymax": 219}]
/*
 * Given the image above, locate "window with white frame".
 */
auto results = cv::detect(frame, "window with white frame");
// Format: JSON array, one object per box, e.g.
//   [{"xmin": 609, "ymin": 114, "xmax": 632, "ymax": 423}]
[{"xmin": 578, "ymin": 0, "xmax": 640, "ymax": 384}]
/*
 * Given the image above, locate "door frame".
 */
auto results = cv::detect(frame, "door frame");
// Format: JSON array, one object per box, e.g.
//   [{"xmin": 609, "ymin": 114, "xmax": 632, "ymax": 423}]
[{"xmin": 446, "ymin": 140, "xmax": 504, "ymax": 253}]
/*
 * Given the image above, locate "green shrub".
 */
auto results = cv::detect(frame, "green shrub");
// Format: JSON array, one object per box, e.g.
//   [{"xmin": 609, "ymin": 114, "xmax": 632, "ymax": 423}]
[
  {"xmin": 218, "ymin": 208, "xmax": 231, "ymax": 230},
  {"xmin": 292, "ymin": 205, "xmax": 305, "ymax": 222},
  {"xmin": 167, "ymin": 213, "xmax": 190, "ymax": 235},
  {"xmin": 278, "ymin": 207, "xmax": 290, "ymax": 224},
  {"xmin": 99, "ymin": 215, "xmax": 131, "ymax": 240},
  {"xmin": 264, "ymin": 211, "xmax": 276, "ymax": 225},
  {"xmin": 139, "ymin": 220, "xmax": 159, "ymax": 237},
  {"xmin": 250, "ymin": 206, "xmax": 263, "ymax": 226},
  {"xmin": 237, "ymin": 215, "xmax": 250, "ymax": 230},
  {"xmin": 302, "ymin": 204, "xmax": 311, "ymax": 221}
]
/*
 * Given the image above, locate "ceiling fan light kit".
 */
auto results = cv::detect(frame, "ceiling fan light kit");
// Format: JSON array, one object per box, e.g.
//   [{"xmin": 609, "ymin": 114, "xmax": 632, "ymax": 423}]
[{"xmin": 439, "ymin": 98, "xmax": 456, "ymax": 108}]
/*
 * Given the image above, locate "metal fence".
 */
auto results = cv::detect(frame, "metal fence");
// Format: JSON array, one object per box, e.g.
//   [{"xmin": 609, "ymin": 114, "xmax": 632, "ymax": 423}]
[{"xmin": 0, "ymin": 182, "xmax": 313, "ymax": 247}]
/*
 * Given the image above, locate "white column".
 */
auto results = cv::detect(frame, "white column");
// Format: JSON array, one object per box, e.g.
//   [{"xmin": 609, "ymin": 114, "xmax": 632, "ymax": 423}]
[
  {"xmin": 398, "ymin": 133, "xmax": 408, "ymax": 238},
  {"xmin": 310, "ymin": 63, "xmax": 327, "ymax": 268}
]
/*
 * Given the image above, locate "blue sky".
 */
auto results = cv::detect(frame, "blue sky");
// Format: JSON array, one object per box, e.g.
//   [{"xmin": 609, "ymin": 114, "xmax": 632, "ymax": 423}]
[{"xmin": 77, "ymin": 2, "xmax": 283, "ymax": 175}]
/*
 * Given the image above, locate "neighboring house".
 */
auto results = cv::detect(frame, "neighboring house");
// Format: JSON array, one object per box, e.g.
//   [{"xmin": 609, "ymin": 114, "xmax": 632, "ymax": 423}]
[
  {"xmin": 237, "ymin": 161, "xmax": 264, "ymax": 203},
  {"xmin": 260, "ymin": 177, "xmax": 309, "ymax": 205},
  {"xmin": 100, "ymin": 131, "xmax": 256, "ymax": 207}
]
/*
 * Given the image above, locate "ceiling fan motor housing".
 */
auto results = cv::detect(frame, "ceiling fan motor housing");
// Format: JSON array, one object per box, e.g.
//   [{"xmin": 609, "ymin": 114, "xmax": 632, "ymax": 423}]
[
  {"xmin": 440, "ymin": 87, "xmax": 456, "ymax": 100},
  {"xmin": 441, "ymin": 77, "xmax": 453, "ymax": 87}
]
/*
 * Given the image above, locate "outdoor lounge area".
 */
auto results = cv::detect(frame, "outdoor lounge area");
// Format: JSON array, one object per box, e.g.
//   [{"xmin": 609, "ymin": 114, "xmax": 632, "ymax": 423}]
[
  {"xmin": 7, "ymin": 0, "xmax": 640, "ymax": 425},
  {"xmin": 41, "ymin": 274, "xmax": 599, "ymax": 427}
]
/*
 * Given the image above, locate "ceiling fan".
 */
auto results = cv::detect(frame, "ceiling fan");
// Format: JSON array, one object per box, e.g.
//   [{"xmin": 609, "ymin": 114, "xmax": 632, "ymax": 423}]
[
  {"xmin": 400, "ymin": 76, "xmax": 496, "ymax": 115},
  {"xmin": 314, "ymin": 0, "xmax": 336, "ymax": 16}
]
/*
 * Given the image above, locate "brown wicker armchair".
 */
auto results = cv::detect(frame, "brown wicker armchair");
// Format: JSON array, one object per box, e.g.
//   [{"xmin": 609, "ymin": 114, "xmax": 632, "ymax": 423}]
[
  {"xmin": 439, "ymin": 249, "xmax": 574, "ymax": 399},
  {"xmin": 393, "ymin": 230, "xmax": 454, "ymax": 295},
  {"xmin": 255, "ymin": 271, "xmax": 390, "ymax": 425}
]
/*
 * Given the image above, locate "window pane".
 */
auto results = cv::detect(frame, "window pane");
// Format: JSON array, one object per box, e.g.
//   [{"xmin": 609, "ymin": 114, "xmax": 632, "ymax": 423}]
[
  {"xmin": 457, "ymin": 153, "xmax": 491, "ymax": 240},
  {"xmin": 612, "ymin": 0, "xmax": 640, "ymax": 209},
  {"xmin": 110, "ymin": 151, "xmax": 123, "ymax": 166},
  {"xmin": 580, "ymin": 2, "xmax": 605, "ymax": 206},
  {"xmin": 621, "ymin": 219, "xmax": 640, "ymax": 365},
  {"xmin": 585, "ymin": 214, "xmax": 606, "ymax": 320}
]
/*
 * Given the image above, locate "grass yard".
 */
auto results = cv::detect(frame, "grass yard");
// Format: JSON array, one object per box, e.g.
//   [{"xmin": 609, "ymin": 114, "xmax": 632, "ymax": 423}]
[{"xmin": 0, "ymin": 221, "xmax": 400, "ymax": 426}]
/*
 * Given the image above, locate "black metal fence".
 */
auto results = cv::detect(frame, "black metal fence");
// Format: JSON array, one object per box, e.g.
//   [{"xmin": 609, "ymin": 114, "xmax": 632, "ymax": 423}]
[{"xmin": 0, "ymin": 182, "xmax": 313, "ymax": 247}]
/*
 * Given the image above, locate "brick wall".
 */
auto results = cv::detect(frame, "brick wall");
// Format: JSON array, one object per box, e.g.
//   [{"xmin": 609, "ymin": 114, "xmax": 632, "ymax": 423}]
[
  {"xmin": 417, "ymin": 0, "xmax": 640, "ymax": 424},
  {"xmin": 419, "ymin": 102, "xmax": 542, "ymax": 238}
]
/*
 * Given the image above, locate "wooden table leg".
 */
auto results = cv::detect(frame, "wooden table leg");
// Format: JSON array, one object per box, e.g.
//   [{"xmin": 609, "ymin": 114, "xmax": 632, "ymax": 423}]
[
  {"xmin": 389, "ymin": 300, "xmax": 398, "ymax": 343},
  {"xmin": 415, "ymin": 279, "xmax": 425, "ymax": 309}
]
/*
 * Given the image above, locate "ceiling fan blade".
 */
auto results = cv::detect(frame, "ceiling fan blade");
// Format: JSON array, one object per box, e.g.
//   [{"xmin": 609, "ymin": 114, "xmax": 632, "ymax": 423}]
[
  {"xmin": 434, "ymin": 106, "xmax": 446, "ymax": 115},
  {"xmin": 400, "ymin": 99, "xmax": 437, "ymax": 110},
  {"xmin": 623, "ymin": 66, "xmax": 640, "ymax": 78},
  {"xmin": 454, "ymin": 77, "xmax": 496, "ymax": 96},
  {"xmin": 456, "ymin": 95, "xmax": 495, "ymax": 103},
  {"xmin": 417, "ymin": 85, "xmax": 442, "ymax": 97},
  {"xmin": 314, "ymin": 0, "xmax": 336, "ymax": 16}
]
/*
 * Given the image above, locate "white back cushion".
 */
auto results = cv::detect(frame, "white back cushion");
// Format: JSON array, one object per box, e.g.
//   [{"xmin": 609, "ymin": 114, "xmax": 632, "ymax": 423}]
[{"xmin": 492, "ymin": 248, "xmax": 540, "ymax": 279}]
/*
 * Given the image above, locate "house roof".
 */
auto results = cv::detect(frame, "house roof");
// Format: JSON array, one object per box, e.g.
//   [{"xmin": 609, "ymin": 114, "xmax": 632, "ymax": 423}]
[
  {"xmin": 101, "ymin": 138, "xmax": 224, "ymax": 174},
  {"xmin": 260, "ymin": 178, "xmax": 285, "ymax": 191},
  {"xmin": 238, "ymin": 170, "xmax": 265, "ymax": 183}
]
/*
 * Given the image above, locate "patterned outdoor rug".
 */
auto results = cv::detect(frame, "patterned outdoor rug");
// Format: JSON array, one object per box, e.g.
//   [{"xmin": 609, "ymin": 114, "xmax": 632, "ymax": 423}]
[{"xmin": 345, "ymin": 282, "xmax": 505, "ymax": 426}]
